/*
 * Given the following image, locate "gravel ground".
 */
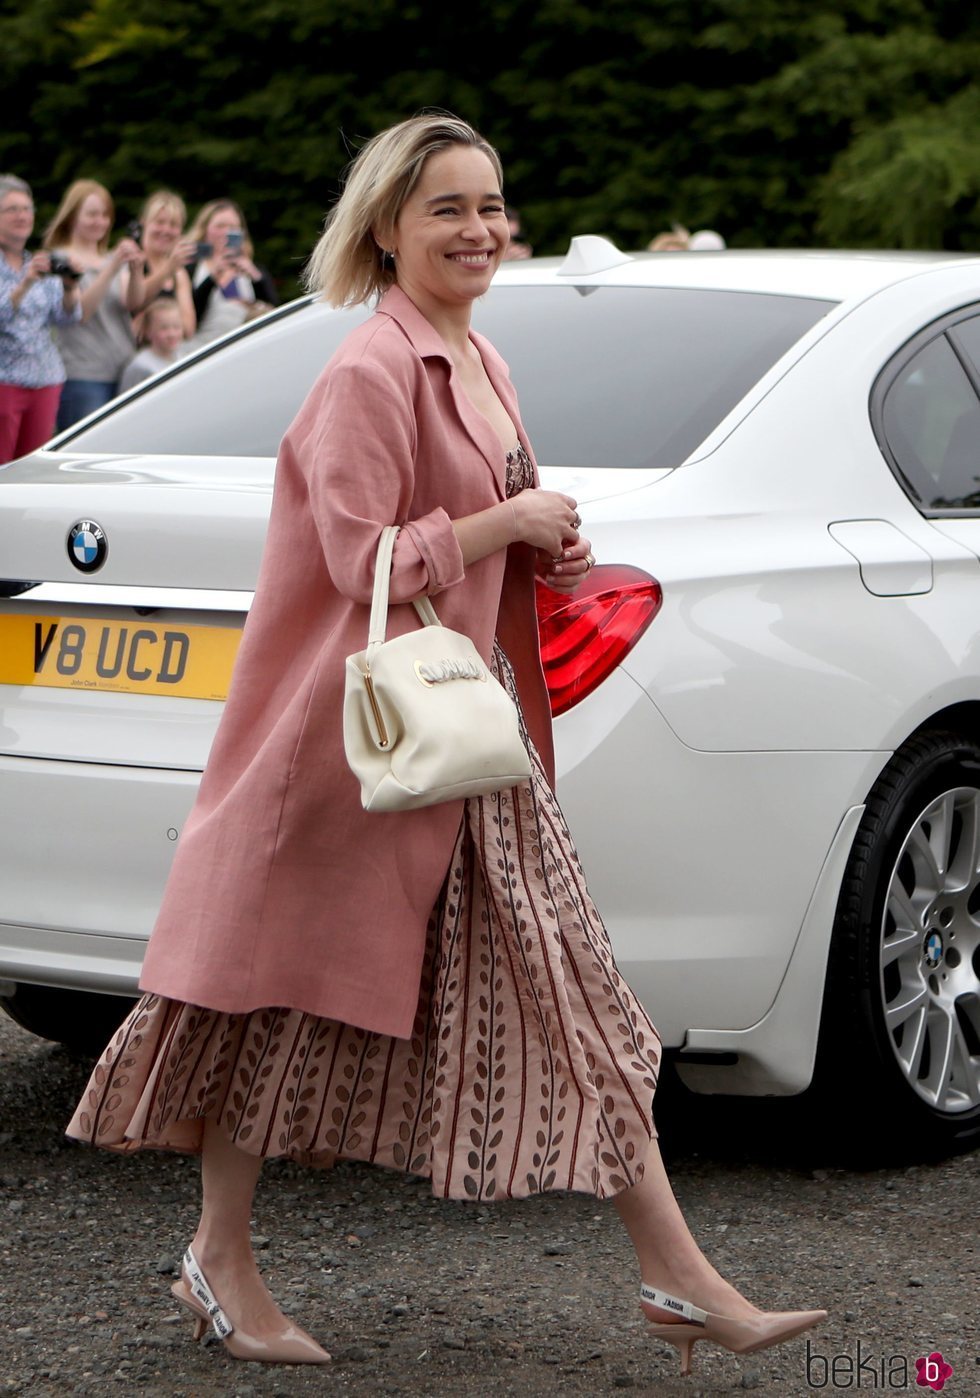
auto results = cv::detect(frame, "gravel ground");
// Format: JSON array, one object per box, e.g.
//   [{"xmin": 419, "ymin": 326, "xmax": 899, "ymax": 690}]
[{"xmin": 1, "ymin": 1009, "xmax": 977, "ymax": 1397}]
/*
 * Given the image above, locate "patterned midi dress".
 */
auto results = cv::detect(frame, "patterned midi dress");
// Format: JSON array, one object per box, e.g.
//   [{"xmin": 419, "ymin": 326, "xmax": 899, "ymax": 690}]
[{"xmin": 67, "ymin": 445, "xmax": 662, "ymax": 1201}]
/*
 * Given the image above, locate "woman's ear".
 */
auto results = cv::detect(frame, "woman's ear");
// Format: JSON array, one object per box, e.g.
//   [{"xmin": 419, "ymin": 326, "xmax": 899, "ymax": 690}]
[{"xmin": 372, "ymin": 224, "xmax": 394, "ymax": 259}]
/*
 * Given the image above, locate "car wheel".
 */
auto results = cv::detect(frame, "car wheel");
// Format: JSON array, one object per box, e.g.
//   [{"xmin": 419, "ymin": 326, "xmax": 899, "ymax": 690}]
[
  {"xmin": 0, "ymin": 983, "xmax": 135, "ymax": 1055},
  {"xmin": 819, "ymin": 730, "xmax": 980, "ymax": 1158}
]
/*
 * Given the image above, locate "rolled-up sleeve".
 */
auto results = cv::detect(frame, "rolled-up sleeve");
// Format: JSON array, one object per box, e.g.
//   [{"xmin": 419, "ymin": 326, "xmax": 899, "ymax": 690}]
[{"xmin": 301, "ymin": 355, "xmax": 464, "ymax": 606}]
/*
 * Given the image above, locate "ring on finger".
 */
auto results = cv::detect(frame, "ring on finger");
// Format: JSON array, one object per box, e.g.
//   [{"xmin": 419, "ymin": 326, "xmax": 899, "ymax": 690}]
[{"xmin": 585, "ymin": 551, "xmax": 595, "ymax": 569}]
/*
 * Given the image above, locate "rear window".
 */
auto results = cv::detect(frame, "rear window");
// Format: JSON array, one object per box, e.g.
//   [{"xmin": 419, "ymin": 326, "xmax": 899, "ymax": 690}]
[
  {"xmin": 58, "ymin": 300, "xmax": 372, "ymax": 459},
  {"xmin": 474, "ymin": 286, "xmax": 832, "ymax": 468},
  {"xmin": 61, "ymin": 284, "xmax": 832, "ymax": 468}
]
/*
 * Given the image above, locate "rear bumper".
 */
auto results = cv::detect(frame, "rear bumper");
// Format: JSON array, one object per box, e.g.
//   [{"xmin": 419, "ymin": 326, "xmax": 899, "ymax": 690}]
[
  {"xmin": 2, "ymin": 690, "xmax": 881, "ymax": 1100},
  {"xmin": 0, "ymin": 754, "xmax": 199, "ymax": 987},
  {"xmin": 672, "ymin": 804, "xmax": 865, "ymax": 1095},
  {"xmin": 0, "ymin": 923, "xmax": 144, "ymax": 996}
]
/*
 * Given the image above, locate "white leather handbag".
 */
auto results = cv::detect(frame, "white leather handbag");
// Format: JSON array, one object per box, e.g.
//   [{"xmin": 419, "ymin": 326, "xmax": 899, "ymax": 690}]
[{"xmin": 344, "ymin": 525, "xmax": 532, "ymax": 812}]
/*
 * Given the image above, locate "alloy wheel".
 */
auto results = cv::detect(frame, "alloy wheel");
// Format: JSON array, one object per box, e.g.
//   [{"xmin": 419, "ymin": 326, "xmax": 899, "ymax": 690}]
[{"xmin": 880, "ymin": 786, "xmax": 980, "ymax": 1115}]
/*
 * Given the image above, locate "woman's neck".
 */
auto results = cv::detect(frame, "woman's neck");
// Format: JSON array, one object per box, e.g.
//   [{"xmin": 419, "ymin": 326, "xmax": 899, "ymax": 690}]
[
  {"xmin": 68, "ymin": 236, "xmax": 103, "ymax": 261},
  {"xmin": 396, "ymin": 284, "xmax": 473, "ymax": 361}
]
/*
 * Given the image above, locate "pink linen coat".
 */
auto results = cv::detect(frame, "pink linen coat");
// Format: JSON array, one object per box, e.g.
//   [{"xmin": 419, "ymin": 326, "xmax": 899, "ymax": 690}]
[{"xmin": 139, "ymin": 285, "xmax": 556, "ymax": 1038}]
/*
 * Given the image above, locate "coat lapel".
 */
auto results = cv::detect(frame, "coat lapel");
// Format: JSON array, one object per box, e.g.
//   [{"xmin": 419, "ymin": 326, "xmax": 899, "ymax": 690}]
[
  {"xmin": 376, "ymin": 286, "xmax": 511, "ymax": 500},
  {"xmin": 473, "ymin": 332, "xmax": 538, "ymax": 485}
]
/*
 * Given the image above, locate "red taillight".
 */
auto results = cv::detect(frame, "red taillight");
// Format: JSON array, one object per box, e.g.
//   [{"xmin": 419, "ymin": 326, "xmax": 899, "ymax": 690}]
[{"xmin": 535, "ymin": 564, "xmax": 662, "ymax": 716}]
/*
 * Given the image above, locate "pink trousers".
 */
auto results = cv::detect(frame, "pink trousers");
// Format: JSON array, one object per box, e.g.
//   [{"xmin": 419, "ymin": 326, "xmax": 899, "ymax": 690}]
[{"xmin": 0, "ymin": 382, "xmax": 62, "ymax": 464}]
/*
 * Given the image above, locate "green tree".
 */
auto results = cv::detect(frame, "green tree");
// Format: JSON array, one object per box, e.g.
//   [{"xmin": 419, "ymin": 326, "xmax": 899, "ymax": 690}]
[{"xmin": 2, "ymin": 0, "xmax": 979, "ymax": 299}]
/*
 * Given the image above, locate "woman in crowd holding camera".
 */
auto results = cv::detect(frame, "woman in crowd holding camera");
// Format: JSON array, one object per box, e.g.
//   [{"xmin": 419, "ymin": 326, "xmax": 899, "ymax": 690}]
[
  {"xmin": 184, "ymin": 198, "xmax": 277, "ymax": 348},
  {"xmin": 42, "ymin": 178, "xmax": 144, "ymax": 429},
  {"xmin": 131, "ymin": 189, "xmax": 196, "ymax": 340},
  {"xmin": 0, "ymin": 174, "xmax": 81, "ymax": 464}
]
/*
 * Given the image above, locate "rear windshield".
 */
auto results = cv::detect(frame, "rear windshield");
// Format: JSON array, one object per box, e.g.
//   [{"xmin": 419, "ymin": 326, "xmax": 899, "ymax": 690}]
[
  {"xmin": 62, "ymin": 285, "xmax": 832, "ymax": 468},
  {"xmin": 475, "ymin": 286, "xmax": 832, "ymax": 467}
]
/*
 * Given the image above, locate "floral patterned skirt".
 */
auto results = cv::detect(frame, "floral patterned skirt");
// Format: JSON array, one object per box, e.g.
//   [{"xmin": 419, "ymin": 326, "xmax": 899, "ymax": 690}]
[{"xmin": 67, "ymin": 647, "xmax": 661, "ymax": 1200}]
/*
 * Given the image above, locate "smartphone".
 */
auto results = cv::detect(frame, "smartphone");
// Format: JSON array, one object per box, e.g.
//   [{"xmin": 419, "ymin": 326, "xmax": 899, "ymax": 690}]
[{"xmin": 225, "ymin": 230, "xmax": 244, "ymax": 253}]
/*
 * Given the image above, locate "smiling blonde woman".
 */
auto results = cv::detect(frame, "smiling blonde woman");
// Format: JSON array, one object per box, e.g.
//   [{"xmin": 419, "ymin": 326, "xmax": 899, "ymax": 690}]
[{"xmin": 68, "ymin": 113, "xmax": 827, "ymax": 1376}]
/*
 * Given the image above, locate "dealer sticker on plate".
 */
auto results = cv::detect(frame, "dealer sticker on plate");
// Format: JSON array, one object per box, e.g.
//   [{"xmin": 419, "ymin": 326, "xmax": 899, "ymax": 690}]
[{"xmin": 0, "ymin": 614, "xmax": 243, "ymax": 700}]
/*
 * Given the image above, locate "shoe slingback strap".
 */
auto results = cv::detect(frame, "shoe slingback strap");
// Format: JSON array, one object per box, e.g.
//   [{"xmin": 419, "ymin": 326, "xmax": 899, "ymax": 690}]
[
  {"xmin": 184, "ymin": 1246, "xmax": 234, "ymax": 1339},
  {"xmin": 640, "ymin": 1284, "xmax": 707, "ymax": 1327}
]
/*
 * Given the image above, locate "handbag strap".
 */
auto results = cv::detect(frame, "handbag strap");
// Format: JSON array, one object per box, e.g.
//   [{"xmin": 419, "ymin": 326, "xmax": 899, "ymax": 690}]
[{"xmin": 367, "ymin": 525, "xmax": 441, "ymax": 649}]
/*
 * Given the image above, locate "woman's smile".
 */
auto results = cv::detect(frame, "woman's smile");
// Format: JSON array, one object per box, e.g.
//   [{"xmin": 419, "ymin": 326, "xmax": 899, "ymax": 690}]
[{"xmin": 389, "ymin": 145, "xmax": 508, "ymax": 316}]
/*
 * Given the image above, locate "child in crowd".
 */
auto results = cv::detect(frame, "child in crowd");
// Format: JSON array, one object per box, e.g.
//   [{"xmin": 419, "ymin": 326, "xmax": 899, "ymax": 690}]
[{"xmin": 118, "ymin": 297, "xmax": 184, "ymax": 391}]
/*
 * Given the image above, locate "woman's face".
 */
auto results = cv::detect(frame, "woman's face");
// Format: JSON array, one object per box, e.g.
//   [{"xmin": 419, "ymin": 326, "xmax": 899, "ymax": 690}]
[
  {"xmin": 74, "ymin": 193, "xmax": 112, "ymax": 246},
  {"xmin": 144, "ymin": 207, "xmax": 183, "ymax": 255},
  {"xmin": 390, "ymin": 146, "xmax": 507, "ymax": 313},
  {"xmin": 204, "ymin": 206, "xmax": 242, "ymax": 256},
  {"xmin": 0, "ymin": 191, "xmax": 34, "ymax": 251}
]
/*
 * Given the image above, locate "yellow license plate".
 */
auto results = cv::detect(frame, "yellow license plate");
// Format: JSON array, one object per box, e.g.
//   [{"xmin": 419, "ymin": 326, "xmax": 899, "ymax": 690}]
[{"xmin": 0, "ymin": 613, "xmax": 243, "ymax": 700}]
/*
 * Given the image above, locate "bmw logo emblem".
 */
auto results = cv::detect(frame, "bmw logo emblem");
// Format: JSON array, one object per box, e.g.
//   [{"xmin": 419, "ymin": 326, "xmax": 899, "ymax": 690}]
[
  {"xmin": 924, "ymin": 931, "xmax": 944, "ymax": 969},
  {"xmin": 67, "ymin": 519, "xmax": 108, "ymax": 573}
]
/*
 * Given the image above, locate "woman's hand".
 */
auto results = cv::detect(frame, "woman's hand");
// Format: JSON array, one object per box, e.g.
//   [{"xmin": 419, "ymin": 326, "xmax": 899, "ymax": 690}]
[
  {"xmin": 511, "ymin": 487, "xmax": 580, "ymax": 558},
  {"xmin": 538, "ymin": 535, "xmax": 595, "ymax": 593},
  {"xmin": 112, "ymin": 237, "xmax": 143, "ymax": 268},
  {"xmin": 10, "ymin": 253, "xmax": 54, "ymax": 311},
  {"xmin": 22, "ymin": 252, "xmax": 50, "ymax": 283},
  {"xmin": 233, "ymin": 254, "xmax": 261, "ymax": 281},
  {"xmin": 451, "ymin": 489, "xmax": 588, "ymax": 572}
]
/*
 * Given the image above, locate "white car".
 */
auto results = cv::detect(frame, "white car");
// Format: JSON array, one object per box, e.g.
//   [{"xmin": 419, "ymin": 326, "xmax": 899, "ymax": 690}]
[{"xmin": 3, "ymin": 239, "xmax": 980, "ymax": 1157}]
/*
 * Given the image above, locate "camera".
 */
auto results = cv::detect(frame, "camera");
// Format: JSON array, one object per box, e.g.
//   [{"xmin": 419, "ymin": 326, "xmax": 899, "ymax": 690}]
[
  {"xmin": 194, "ymin": 240, "xmax": 213, "ymax": 260},
  {"xmin": 48, "ymin": 252, "xmax": 82, "ymax": 281},
  {"xmin": 225, "ymin": 230, "xmax": 244, "ymax": 253},
  {"xmin": 126, "ymin": 219, "xmax": 143, "ymax": 245}
]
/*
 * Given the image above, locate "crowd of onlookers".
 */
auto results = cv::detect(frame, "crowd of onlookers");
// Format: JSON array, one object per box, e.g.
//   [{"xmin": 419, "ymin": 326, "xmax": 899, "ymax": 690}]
[
  {"xmin": 0, "ymin": 172, "xmax": 727, "ymax": 467},
  {"xmin": 647, "ymin": 224, "xmax": 726, "ymax": 251},
  {"xmin": 0, "ymin": 173, "xmax": 278, "ymax": 464}
]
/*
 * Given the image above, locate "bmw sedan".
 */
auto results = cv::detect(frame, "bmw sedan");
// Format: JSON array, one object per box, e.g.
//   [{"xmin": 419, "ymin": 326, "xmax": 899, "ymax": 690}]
[{"xmin": 3, "ymin": 237, "xmax": 980, "ymax": 1157}]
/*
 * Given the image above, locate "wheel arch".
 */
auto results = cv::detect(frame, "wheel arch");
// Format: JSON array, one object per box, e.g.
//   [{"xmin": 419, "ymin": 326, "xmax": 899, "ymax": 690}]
[
  {"xmin": 905, "ymin": 701, "xmax": 980, "ymax": 747},
  {"xmin": 812, "ymin": 724, "xmax": 980, "ymax": 1156}
]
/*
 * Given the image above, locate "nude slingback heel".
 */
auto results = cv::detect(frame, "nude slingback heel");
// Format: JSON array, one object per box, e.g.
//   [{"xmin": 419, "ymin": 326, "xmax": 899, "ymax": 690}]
[
  {"xmin": 641, "ymin": 1283, "xmax": 826, "ymax": 1377},
  {"xmin": 171, "ymin": 1246, "xmax": 331, "ymax": 1365}
]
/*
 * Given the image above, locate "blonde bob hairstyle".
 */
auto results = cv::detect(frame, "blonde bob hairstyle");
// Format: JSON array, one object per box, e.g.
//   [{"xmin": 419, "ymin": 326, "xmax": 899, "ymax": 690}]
[
  {"xmin": 304, "ymin": 113, "xmax": 504, "ymax": 308},
  {"xmin": 140, "ymin": 189, "xmax": 188, "ymax": 230},
  {"xmin": 187, "ymin": 198, "xmax": 254, "ymax": 260},
  {"xmin": 43, "ymin": 179, "xmax": 114, "ymax": 253}
]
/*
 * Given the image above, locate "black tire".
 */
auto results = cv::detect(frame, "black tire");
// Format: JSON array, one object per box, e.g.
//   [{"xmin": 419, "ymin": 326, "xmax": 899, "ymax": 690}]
[
  {"xmin": 0, "ymin": 983, "xmax": 135, "ymax": 1055},
  {"xmin": 815, "ymin": 729, "xmax": 980, "ymax": 1160}
]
